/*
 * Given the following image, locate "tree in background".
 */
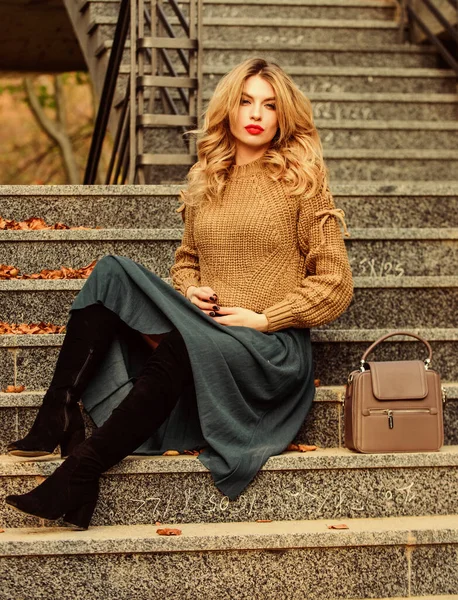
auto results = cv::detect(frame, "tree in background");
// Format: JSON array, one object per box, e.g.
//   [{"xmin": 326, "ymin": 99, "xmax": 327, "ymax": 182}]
[{"xmin": 0, "ymin": 72, "xmax": 110, "ymax": 185}]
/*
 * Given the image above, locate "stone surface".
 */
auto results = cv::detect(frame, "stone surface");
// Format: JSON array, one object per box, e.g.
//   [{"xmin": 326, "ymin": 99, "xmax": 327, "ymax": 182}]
[
  {"xmin": 202, "ymin": 65, "xmax": 457, "ymax": 93},
  {"xmin": 2, "ymin": 281, "xmax": 458, "ymax": 326},
  {"xmin": 1, "ymin": 331, "xmax": 457, "ymax": 387},
  {"xmin": 2, "ymin": 449, "xmax": 458, "ymax": 527},
  {"xmin": 410, "ymin": 545, "xmax": 458, "ymax": 596},
  {"xmin": 1, "ymin": 515, "xmax": 458, "ymax": 599},
  {"xmin": 0, "ymin": 545, "xmax": 409, "ymax": 600}
]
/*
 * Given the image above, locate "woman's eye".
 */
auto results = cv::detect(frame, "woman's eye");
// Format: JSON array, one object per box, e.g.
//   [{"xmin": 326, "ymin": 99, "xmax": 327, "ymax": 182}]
[
  {"xmin": 241, "ymin": 99, "xmax": 250, "ymax": 105},
  {"xmin": 266, "ymin": 103, "xmax": 276, "ymax": 110}
]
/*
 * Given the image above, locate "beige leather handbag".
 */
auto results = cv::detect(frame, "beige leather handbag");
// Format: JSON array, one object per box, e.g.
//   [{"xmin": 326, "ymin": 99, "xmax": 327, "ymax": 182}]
[{"xmin": 344, "ymin": 331, "xmax": 445, "ymax": 453}]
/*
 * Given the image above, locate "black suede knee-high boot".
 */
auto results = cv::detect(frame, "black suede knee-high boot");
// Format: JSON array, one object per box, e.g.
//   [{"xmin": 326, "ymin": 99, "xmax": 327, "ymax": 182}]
[
  {"xmin": 7, "ymin": 303, "xmax": 121, "ymax": 457},
  {"xmin": 5, "ymin": 329, "xmax": 194, "ymax": 530}
]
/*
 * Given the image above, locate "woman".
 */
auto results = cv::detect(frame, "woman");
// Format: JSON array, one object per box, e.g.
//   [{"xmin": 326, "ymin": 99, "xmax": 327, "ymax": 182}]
[{"xmin": 5, "ymin": 58, "xmax": 353, "ymax": 530}]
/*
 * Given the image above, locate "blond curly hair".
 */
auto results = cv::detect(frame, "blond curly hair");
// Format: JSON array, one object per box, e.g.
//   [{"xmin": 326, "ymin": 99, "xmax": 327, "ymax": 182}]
[{"xmin": 183, "ymin": 58, "xmax": 329, "ymax": 206}]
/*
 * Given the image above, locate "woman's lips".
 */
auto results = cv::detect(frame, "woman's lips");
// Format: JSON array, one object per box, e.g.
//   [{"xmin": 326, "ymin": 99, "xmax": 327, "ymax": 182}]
[{"xmin": 245, "ymin": 125, "xmax": 264, "ymax": 135}]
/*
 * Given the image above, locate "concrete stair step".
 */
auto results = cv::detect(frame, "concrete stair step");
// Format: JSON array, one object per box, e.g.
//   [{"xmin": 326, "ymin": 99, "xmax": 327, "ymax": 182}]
[
  {"xmin": 1, "ymin": 183, "xmax": 457, "ymax": 228},
  {"xmin": 202, "ymin": 40, "xmax": 442, "ymax": 69},
  {"xmin": 0, "ymin": 384, "xmax": 456, "ymax": 455},
  {"xmin": 0, "ymin": 227, "xmax": 456, "ymax": 275},
  {"xmin": 200, "ymin": 65, "xmax": 457, "ymax": 94},
  {"xmin": 138, "ymin": 118, "xmax": 458, "ymax": 151},
  {"xmin": 1, "ymin": 514, "xmax": 457, "ymax": 599},
  {"xmin": 92, "ymin": 16, "xmax": 403, "ymax": 45},
  {"xmin": 0, "ymin": 328, "xmax": 456, "ymax": 388},
  {"xmin": 83, "ymin": 0, "xmax": 399, "ymax": 21},
  {"xmin": 203, "ymin": 90, "xmax": 458, "ymax": 121},
  {"xmin": 98, "ymin": 37, "xmax": 442, "ymax": 69},
  {"xmin": 2, "ymin": 448, "xmax": 458, "ymax": 528},
  {"xmin": 1, "ymin": 276, "xmax": 457, "ymax": 328}
]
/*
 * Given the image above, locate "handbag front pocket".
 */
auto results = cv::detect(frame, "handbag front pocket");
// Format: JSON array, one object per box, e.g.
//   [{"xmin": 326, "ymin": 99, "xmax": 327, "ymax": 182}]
[{"xmin": 356, "ymin": 406, "xmax": 442, "ymax": 453}]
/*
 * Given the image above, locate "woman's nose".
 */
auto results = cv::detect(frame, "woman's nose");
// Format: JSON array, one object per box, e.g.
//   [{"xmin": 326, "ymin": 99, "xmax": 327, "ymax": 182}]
[{"xmin": 250, "ymin": 105, "xmax": 262, "ymax": 120}]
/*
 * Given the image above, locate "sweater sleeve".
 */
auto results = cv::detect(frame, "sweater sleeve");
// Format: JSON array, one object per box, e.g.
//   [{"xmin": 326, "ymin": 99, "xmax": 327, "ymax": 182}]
[
  {"xmin": 262, "ymin": 184, "xmax": 354, "ymax": 332},
  {"xmin": 170, "ymin": 203, "xmax": 201, "ymax": 296}
]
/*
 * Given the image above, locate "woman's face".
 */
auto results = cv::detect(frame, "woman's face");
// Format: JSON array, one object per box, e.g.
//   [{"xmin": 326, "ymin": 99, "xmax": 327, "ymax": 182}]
[{"xmin": 230, "ymin": 74, "xmax": 278, "ymax": 164}]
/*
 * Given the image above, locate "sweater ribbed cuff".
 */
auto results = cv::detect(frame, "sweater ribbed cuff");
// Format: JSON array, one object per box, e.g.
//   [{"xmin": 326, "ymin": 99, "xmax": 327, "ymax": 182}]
[
  {"xmin": 262, "ymin": 300, "xmax": 295, "ymax": 332},
  {"xmin": 179, "ymin": 278, "xmax": 200, "ymax": 297}
]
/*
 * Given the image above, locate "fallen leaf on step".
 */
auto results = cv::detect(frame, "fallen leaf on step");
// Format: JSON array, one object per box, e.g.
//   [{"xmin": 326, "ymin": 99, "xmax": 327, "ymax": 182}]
[
  {"xmin": 314, "ymin": 379, "xmax": 321, "ymax": 387},
  {"xmin": 0, "ymin": 216, "xmax": 95, "ymax": 231},
  {"xmin": 0, "ymin": 321, "xmax": 66, "ymax": 335},
  {"xmin": 155, "ymin": 521, "xmax": 162, "ymax": 526},
  {"xmin": 162, "ymin": 450, "xmax": 180, "ymax": 456},
  {"xmin": 0, "ymin": 261, "xmax": 97, "ymax": 280},
  {"xmin": 2, "ymin": 385, "xmax": 25, "ymax": 393},
  {"xmin": 327, "ymin": 524, "xmax": 349, "ymax": 530},
  {"xmin": 184, "ymin": 450, "xmax": 200, "ymax": 456},
  {"xmin": 156, "ymin": 528, "xmax": 182, "ymax": 536},
  {"xmin": 286, "ymin": 443, "xmax": 318, "ymax": 452},
  {"xmin": 0, "ymin": 528, "xmax": 4, "ymax": 533},
  {"xmin": 256, "ymin": 519, "xmax": 272, "ymax": 523}
]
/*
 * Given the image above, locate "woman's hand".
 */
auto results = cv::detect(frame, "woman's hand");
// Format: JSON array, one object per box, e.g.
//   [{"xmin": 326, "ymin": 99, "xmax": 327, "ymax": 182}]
[
  {"xmin": 186, "ymin": 285, "xmax": 220, "ymax": 316},
  {"xmin": 211, "ymin": 306, "xmax": 269, "ymax": 332}
]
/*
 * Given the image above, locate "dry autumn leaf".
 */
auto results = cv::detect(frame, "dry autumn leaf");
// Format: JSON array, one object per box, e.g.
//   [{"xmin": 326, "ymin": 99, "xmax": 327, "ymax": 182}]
[
  {"xmin": 0, "ymin": 321, "xmax": 66, "ymax": 335},
  {"xmin": 162, "ymin": 450, "xmax": 180, "ymax": 456},
  {"xmin": 0, "ymin": 216, "xmax": 96, "ymax": 231},
  {"xmin": 327, "ymin": 524, "xmax": 349, "ymax": 530},
  {"xmin": 286, "ymin": 443, "xmax": 318, "ymax": 452},
  {"xmin": 256, "ymin": 519, "xmax": 272, "ymax": 523},
  {"xmin": 314, "ymin": 379, "xmax": 321, "ymax": 387},
  {"xmin": 184, "ymin": 450, "xmax": 200, "ymax": 456},
  {"xmin": 156, "ymin": 528, "xmax": 182, "ymax": 536},
  {"xmin": 0, "ymin": 529, "xmax": 4, "ymax": 533},
  {"xmin": 0, "ymin": 261, "xmax": 97, "ymax": 280},
  {"xmin": 2, "ymin": 385, "xmax": 25, "ymax": 393}
]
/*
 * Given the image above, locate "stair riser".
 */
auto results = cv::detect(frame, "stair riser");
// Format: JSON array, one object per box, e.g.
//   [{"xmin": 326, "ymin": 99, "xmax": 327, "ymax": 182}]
[
  {"xmin": 164, "ymin": 93, "xmax": 458, "ymax": 121},
  {"xmin": 2, "ymin": 459, "xmax": 458, "ymax": 529},
  {"xmin": 204, "ymin": 48, "xmax": 441, "ymax": 69},
  {"xmin": 98, "ymin": 22, "xmax": 402, "ymax": 45},
  {"xmin": 116, "ymin": 70, "xmax": 457, "ymax": 97},
  {"xmin": 88, "ymin": 1, "xmax": 398, "ymax": 20},
  {"xmin": 203, "ymin": 73, "xmax": 456, "ymax": 95},
  {"xmin": 1, "ymin": 287, "xmax": 457, "ymax": 329},
  {"xmin": 109, "ymin": 44, "xmax": 441, "ymax": 70},
  {"xmin": 1, "ymin": 396, "xmax": 457, "ymax": 457},
  {"xmin": 327, "ymin": 159, "xmax": 458, "ymax": 181},
  {"xmin": 1, "ymin": 339, "xmax": 457, "ymax": 390},
  {"xmin": 0, "ymin": 238, "xmax": 455, "ymax": 275},
  {"xmin": 141, "ymin": 126, "xmax": 458, "ymax": 152},
  {"xmin": 2, "ymin": 542, "xmax": 455, "ymax": 600},
  {"xmin": 0, "ymin": 195, "xmax": 456, "ymax": 229}
]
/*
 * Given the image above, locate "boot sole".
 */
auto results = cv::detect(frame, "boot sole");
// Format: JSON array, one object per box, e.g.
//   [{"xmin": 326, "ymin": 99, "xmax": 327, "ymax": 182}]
[
  {"xmin": 6, "ymin": 500, "xmax": 88, "ymax": 531},
  {"xmin": 7, "ymin": 449, "xmax": 54, "ymax": 457}
]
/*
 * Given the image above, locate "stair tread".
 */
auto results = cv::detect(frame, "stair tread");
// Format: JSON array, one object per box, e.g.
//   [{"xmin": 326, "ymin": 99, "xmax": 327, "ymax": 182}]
[
  {"xmin": 0, "ymin": 327, "xmax": 457, "ymax": 346},
  {"xmin": 1, "ymin": 275, "xmax": 457, "ymax": 292},
  {"xmin": 205, "ymin": 64, "xmax": 456, "ymax": 77},
  {"xmin": 2, "ymin": 446, "xmax": 458, "ymax": 476},
  {"xmin": 2, "ymin": 181, "xmax": 457, "ymax": 196},
  {"xmin": 1, "ymin": 513, "xmax": 458, "ymax": 556},
  {"xmin": 101, "ymin": 39, "xmax": 436, "ymax": 53},
  {"xmin": 90, "ymin": 15, "xmax": 400, "ymax": 27},
  {"xmin": 0, "ymin": 226, "xmax": 457, "ymax": 241},
  {"xmin": 0, "ymin": 381, "xmax": 457, "ymax": 405}
]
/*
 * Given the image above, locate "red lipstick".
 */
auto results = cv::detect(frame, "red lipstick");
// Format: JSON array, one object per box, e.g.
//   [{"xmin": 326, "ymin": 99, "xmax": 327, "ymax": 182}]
[{"xmin": 245, "ymin": 125, "xmax": 264, "ymax": 135}]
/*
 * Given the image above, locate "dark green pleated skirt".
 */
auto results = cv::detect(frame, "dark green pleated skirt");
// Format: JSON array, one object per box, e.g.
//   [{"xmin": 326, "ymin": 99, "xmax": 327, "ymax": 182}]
[{"xmin": 71, "ymin": 255, "xmax": 315, "ymax": 500}]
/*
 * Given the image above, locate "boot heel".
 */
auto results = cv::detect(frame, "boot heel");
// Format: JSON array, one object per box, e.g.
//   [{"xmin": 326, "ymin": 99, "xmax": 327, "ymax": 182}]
[
  {"xmin": 60, "ymin": 426, "xmax": 85, "ymax": 457},
  {"xmin": 63, "ymin": 497, "xmax": 97, "ymax": 530}
]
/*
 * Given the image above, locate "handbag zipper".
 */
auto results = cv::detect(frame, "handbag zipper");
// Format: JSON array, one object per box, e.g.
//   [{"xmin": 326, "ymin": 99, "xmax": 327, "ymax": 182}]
[{"xmin": 368, "ymin": 408, "xmax": 432, "ymax": 430}]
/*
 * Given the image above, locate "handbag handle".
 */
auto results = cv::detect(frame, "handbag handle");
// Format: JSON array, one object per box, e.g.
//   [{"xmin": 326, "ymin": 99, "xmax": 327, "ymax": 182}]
[{"xmin": 360, "ymin": 331, "xmax": 433, "ymax": 367}]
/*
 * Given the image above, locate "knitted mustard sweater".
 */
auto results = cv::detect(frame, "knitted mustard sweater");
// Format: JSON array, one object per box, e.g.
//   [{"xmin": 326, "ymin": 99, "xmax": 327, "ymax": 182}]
[{"xmin": 170, "ymin": 157, "xmax": 354, "ymax": 333}]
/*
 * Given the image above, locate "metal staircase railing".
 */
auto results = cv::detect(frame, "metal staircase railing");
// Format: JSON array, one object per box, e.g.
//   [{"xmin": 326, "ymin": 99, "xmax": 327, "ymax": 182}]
[
  {"xmin": 399, "ymin": 0, "xmax": 458, "ymax": 75},
  {"xmin": 84, "ymin": 0, "xmax": 203, "ymax": 185}
]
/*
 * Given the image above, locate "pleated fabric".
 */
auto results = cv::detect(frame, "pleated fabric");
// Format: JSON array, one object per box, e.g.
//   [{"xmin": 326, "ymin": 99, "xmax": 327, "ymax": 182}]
[{"xmin": 71, "ymin": 255, "xmax": 315, "ymax": 500}]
